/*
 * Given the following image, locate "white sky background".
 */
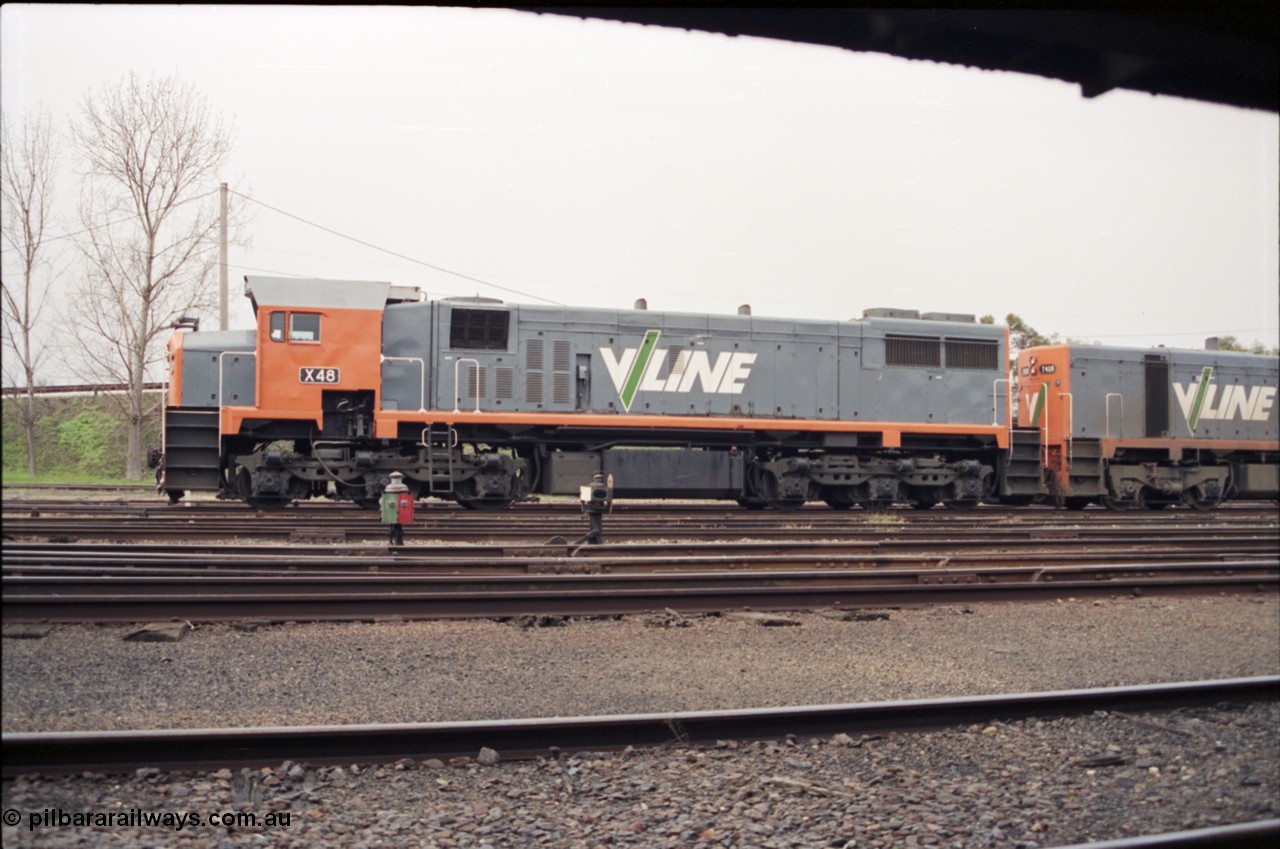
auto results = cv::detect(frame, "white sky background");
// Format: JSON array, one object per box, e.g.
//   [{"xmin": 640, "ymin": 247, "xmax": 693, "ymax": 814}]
[{"xmin": 2, "ymin": 4, "xmax": 1278, "ymax": 383}]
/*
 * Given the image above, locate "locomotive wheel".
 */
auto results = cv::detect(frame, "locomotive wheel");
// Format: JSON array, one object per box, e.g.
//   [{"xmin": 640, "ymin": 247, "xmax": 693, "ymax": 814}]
[
  {"xmin": 736, "ymin": 498, "xmax": 769, "ymax": 510},
  {"xmin": 911, "ymin": 499, "xmax": 938, "ymax": 510},
  {"xmin": 1064, "ymin": 497, "xmax": 1092, "ymax": 510},
  {"xmin": 353, "ymin": 499, "xmax": 381, "ymax": 511},
  {"xmin": 1181, "ymin": 489, "xmax": 1220, "ymax": 511},
  {"xmin": 943, "ymin": 499, "xmax": 979, "ymax": 511},
  {"xmin": 235, "ymin": 466, "xmax": 291, "ymax": 511},
  {"xmin": 769, "ymin": 498, "xmax": 806, "ymax": 512},
  {"xmin": 822, "ymin": 491, "xmax": 856, "ymax": 510},
  {"xmin": 1101, "ymin": 493, "xmax": 1141, "ymax": 511},
  {"xmin": 165, "ymin": 489, "xmax": 184, "ymax": 504}
]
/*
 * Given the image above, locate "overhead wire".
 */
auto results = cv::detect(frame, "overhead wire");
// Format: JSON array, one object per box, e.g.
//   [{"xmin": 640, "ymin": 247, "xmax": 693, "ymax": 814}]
[{"xmin": 230, "ymin": 190, "xmax": 565, "ymax": 306}]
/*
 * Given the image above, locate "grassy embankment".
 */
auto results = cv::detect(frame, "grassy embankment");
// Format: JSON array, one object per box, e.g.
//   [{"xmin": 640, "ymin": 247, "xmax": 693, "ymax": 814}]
[{"xmin": 1, "ymin": 391, "xmax": 162, "ymax": 485}]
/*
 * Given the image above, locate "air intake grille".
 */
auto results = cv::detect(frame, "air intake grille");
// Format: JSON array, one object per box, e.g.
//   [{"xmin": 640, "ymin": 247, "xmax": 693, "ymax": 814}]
[
  {"xmin": 885, "ymin": 335, "xmax": 941, "ymax": 368},
  {"xmin": 945, "ymin": 339, "xmax": 999, "ymax": 370}
]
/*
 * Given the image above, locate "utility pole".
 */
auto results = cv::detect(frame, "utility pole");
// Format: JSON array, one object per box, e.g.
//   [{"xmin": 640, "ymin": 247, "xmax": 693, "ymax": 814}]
[{"xmin": 219, "ymin": 182, "xmax": 228, "ymax": 330}]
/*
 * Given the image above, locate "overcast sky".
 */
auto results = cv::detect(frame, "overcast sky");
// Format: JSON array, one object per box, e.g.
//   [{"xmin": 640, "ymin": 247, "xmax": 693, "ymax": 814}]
[{"xmin": 3, "ymin": 4, "xmax": 1278, "ymax": 368}]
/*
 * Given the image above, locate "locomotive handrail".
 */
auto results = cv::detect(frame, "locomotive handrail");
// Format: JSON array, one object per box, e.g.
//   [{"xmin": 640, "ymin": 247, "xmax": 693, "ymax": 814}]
[
  {"xmin": 380, "ymin": 355, "xmax": 427, "ymax": 412},
  {"xmin": 419, "ymin": 426, "xmax": 458, "ymax": 449},
  {"xmin": 157, "ymin": 371, "xmax": 170, "ymax": 492},
  {"xmin": 992, "ymin": 378, "xmax": 1011, "ymax": 426},
  {"xmin": 452, "ymin": 357, "xmax": 481, "ymax": 414},
  {"xmin": 1058, "ymin": 392, "xmax": 1073, "ymax": 465},
  {"xmin": 1105, "ymin": 392, "xmax": 1123, "ymax": 438},
  {"xmin": 1041, "ymin": 391, "xmax": 1050, "ymax": 468},
  {"xmin": 218, "ymin": 351, "xmax": 257, "ymax": 409}
]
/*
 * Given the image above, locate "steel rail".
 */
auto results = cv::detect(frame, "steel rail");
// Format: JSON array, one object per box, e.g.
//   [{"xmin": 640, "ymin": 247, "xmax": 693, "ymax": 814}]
[
  {"xmin": 3, "ymin": 676, "xmax": 1274, "ymax": 777},
  {"xmin": 5, "ymin": 494, "xmax": 1276, "ymax": 514},
  {"xmin": 5, "ymin": 542, "xmax": 1278, "ymax": 575},
  {"xmin": 5, "ymin": 558, "xmax": 1274, "ymax": 583},
  {"xmin": 5, "ymin": 503, "xmax": 1277, "ymax": 529},
  {"xmin": 1048, "ymin": 820, "xmax": 1280, "ymax": 849},
  {"xmin": 5, "ymin": 501, "xmax": 1274, "ymax": 523},
  {"xmin": 6, "ymin": 558, "xmax": 1274, "ymax": 592},
  {"xmin": 3, "ymin": 564, "xmax": 1275, "ymax": 622},
  {"xmin": 4, "ymin": 516, "xmax": 1276, "ymax": 543}
]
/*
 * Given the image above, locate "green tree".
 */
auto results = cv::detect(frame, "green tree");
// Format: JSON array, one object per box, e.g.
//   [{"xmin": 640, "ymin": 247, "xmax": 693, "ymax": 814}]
[
  {"xmin": 1214, "ymin": 336, "xmax": 1279, "ymax": 357},
  {"xmin": 1004, "ymin": 313, "xmax": 1056, "ymax": 351}
]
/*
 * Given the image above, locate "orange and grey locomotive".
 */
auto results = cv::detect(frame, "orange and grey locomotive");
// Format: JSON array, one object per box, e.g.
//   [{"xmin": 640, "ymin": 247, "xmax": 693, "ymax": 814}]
[
  {"xmin": 1014, "ymin": 343, "xmax": 1278, "ymax": 510},
  {"xmin": 155, "ymin": 276, "xmax": 1278, "ymax": 511},
  {"xmin": 158, "ymin": 277, "xmax": 1015, "ymax": 510}
]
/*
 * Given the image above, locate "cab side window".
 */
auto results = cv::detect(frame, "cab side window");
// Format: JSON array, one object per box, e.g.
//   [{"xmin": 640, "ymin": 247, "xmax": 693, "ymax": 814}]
[
  {"xmin": 269, "ymin": 312, "xmax": 286, "ymax": 342},
  {"xmin": 289, "ymin": 313, "xmax": 320, "ymax": 342}
]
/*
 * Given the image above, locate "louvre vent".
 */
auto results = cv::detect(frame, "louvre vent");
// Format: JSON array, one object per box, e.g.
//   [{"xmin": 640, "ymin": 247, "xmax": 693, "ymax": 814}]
[
  {"xmin": 527, "ymin": 339, "xmax": 544, "ymax": 370},
  {"xmin": 664, "ymin": 347, "xmax": 687, "ymax": 381},
  {"xmin": 526, "ymin": 371, "xmax": 543, "ymax": 404},
  {"xmin": 552, "ymin": 372, "xmax": 572, "ymax": 405},
  {"xmin": 465, "ymin": 365, "xmax": 486, "ymax": 397},
  {"xmin": 552, "ymin": 340, "xmax": 571, "ymax": 372},
  {"xmin": 495, "ymin": 367, "xmax": 514, "ymax": 399}
]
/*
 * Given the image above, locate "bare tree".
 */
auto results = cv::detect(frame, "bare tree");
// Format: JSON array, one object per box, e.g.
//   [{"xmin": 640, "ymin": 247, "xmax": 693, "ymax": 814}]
[
  {"xmin": 1, "ymin": 107, "xmax": 59, "ymax": 475},
  {"xmin": 69, "ymin": 72, "xmax": 233, "ymax": 479}
]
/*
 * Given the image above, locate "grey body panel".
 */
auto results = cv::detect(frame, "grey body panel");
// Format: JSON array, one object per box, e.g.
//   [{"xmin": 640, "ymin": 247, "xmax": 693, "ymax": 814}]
[
  {"xmin": 389, "ymin": 302, "xmax": 1006, "ymax": 425},
  {"xmin": 177, "ymin": 330, "xmax": 256, "ymax": 408},
  {"xmin": 380, "ymin": 302, "xmax": 434, "ymax": 412},
  {"xmin": 1067, "ymin": 346, "xmax": 1278, "ymax": 442}
]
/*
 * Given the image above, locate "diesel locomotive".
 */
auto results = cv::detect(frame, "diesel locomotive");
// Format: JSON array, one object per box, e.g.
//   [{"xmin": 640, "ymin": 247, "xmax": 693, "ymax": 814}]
[{"xmin": 155, "ymin": 276, "xmax": 1278, "ymax": 510}]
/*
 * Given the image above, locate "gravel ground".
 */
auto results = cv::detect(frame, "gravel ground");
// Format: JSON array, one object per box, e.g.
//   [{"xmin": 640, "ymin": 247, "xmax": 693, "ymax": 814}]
[
  {"xmin": 3, "ymin": 595, "xmax": 1278, "ymax": 848},
  {"xmin": 4, "ymin": 597, "xmax": 1278, "ymax": 732}
]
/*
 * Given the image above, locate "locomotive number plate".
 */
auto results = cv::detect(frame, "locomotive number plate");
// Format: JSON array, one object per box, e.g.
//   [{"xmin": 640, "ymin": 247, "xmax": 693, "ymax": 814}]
[{"xmin": 299, "ymin": 367, "xmax": 340, "ymax": 384}]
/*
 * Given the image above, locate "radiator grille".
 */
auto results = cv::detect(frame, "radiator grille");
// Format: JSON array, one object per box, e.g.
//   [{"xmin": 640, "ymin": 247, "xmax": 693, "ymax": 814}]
[
  {"xmin": 885, "ymin": 335, "xmax": 941, "ymax": 368},
  {"xmin": 945, "ymin": 338, "xmax": 999, "ymax": 370}
]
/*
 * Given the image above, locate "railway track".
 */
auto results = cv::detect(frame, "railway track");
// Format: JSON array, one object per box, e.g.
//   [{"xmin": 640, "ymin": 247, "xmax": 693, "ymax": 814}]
[
  {"xmin": 4, "ymin": 558, "xmax": 1275, "ymax": 623},
  {"xmin": 6, "ymin": 496, "xmax": 1277, "ymax": 518},
  {"xmin": 4, "ymin": 502, "xmax": 1278, "ymax": 544},
  {"xmin": 4, "ymin": 676, "xmax": 1275, "ymax": 776},
  {"xmin": 6, "ymin": 533, "xmax": 1278, "ymax": 569},
  {"xmin": 4, "ymin": 502, "xmax": 1276, "ymax": 621}
]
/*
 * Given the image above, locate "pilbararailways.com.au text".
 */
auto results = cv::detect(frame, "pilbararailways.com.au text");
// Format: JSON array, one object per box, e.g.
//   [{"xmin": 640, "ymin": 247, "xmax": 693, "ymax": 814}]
[{"xmin": 6, "ymin": 807, "xmax": 292, "ymax": 832}]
